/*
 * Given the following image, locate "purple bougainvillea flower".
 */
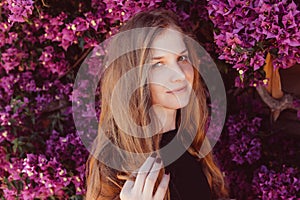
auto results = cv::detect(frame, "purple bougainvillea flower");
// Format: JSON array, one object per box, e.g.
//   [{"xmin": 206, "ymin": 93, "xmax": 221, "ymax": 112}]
[
  {"xmin": 60, "ymin": 28, "xmax": 76, "ymax": 50},
  {"xmin": 39, "ymin": 46, "xmax": 54, "ymax": 63},
  {"xmin": 73, "ymin": 17, "xmax": 89, "ymax": 32},
  {"xmin": 49, "ymin": 12, "xmax": 66, "ymax": 26},
  {"xmin": 283, "ymin": 33, "xmax": 300, "ymax": 47},
  {"xmin": 84, "ymin": 11, "xmax": 105, "ymax": 32},
  {"xmin": 225, "ymin": 32, "xmax": 242, "ymax": 46},
  {"xmin": 1, "ymin": 47, "xmax": 25, "ymax": 73},
  {"xmin": 7, "ymin": 0, "xmax": 34, "ymax": 23},
  {"xmin": 265, "ymin": 24, "xmax": 280, "ymax": 39},
  {"xmin": 282, "ymin": 11, "xmax": 297, "ymax": 29},
  {"xmin": 250, "ymin": 53, "xmax": 265, "ymax": 71}
]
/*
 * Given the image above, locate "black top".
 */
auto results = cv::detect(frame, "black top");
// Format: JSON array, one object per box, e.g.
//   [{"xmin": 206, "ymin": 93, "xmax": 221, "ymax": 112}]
[{"xmin": 159, "ymin": 129, "xmax": 212, "ymax": 200}]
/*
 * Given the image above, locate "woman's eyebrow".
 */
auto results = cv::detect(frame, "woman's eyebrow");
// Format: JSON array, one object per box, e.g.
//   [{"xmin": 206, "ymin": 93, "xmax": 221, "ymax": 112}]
[{"xmin": 152, "ymin": 49, "xmax": 187, "ymax": 60}]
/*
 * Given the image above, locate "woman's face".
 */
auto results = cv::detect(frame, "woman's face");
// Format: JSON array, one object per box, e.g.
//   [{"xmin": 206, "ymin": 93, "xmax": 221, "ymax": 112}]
[{"xmin": 148, "ymin": 28, "xmax": 194, "ymax": 110}]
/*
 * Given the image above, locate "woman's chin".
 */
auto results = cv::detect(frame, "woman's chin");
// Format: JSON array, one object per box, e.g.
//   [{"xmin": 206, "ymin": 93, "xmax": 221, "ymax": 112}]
[{"xmin": 165, "ymin": 99, "xmax": 190, "ymax": 110}]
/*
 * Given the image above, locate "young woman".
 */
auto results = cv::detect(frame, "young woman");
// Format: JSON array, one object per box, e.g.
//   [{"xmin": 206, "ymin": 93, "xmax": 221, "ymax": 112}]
[{"xmin": 86, "ymin": 9, "xmax": 228, "ymax": 200}]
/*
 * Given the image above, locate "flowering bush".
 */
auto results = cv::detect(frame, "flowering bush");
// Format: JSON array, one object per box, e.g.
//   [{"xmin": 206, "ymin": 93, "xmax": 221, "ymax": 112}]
[
  {"xmin": 253, "ymin": 165, "xmax": 300, "ymax": 199},
  {"xmin": 214, "ymin": 90, "xmax": 300, "ymax": 198},
  {"xmin": 207, "ymin": 0, "xmax": 300, "ymax": 87},
  {"xmin": 0, "ymin": 0, "xmax": 299, "ymax": 199},
  {"xmin": 226, "ymin": 111, "xmax": 262, "ymax": 165}
]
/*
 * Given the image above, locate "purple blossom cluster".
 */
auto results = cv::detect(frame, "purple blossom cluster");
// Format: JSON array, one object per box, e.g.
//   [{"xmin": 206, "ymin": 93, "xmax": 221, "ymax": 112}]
[
  {"xmin": 214, "ymin": 89, "xmax": 300, "ymax": 198},
  {"xmin": 6, "ymin": 0, "xmax": 34, "ymax": 23},
  {"xmin": 207, "ymin": 0, "xmax": 300, "ymax": 87},
  {"xmin": 1, "ymin": 47, "xmax": 27, "ymax": 74},
  {"xmin": 226, "ymin": 111, "xmax": 262, "ymax": 165},
  {"xmin": 35, "ymin": 10, "xmax": 106, "ymax": 51},
  {"xmin": 38, "ymin": 46, "xmax": 68, "ymax": 76},
  {"xmin": 102, "ymin": 0, "xmax": 185, "ymax": 36},
  {"xmin": 253, "ymin": 165, "xmax": 300, "ymax": 199},
  {"xmin": 45, "ymin": 130, "xmax": 88, "ymax": 195},
  {"xmin": 1, "ymin": 144, "xmax": 86, "ymax": 199},
  {"xmin": 3, "ymin": 154, "xmax": 70, "ymax": 199}
]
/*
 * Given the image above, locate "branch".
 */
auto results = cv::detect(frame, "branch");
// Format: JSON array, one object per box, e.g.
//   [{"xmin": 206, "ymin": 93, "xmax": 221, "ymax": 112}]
[
  {"xmin": 41, "ymin": 0, "xmax": 50, "ymax": 7},
  {"xmin": 192, "ymin": 21, "xmax": 200, "ymax": 32},
  {"xmin": 0, "ymin": 4, "xmax": 2, "ymax": 22},
  {"xmin": 58, "ymin": 47, "xmax": 93, "ymax": 80},
  {"xmin": 42, "ymin": 99, "xmax": 70, "ymax": 113},
  {"xmin": 256, "ymin": 85, "xmax": 298, "ymax": 121}
]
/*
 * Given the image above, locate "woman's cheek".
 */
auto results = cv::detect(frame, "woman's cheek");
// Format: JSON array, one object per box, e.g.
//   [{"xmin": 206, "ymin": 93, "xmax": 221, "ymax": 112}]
[{"xmin": 182, "ymin": 64, "xmax": 194, "ymax": 84}]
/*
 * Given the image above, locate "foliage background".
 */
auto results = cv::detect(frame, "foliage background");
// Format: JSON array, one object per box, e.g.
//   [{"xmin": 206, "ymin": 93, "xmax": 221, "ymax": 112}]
[{"xmin": 0, "ymin": 0, "xmax": 299, "ymax": 199}]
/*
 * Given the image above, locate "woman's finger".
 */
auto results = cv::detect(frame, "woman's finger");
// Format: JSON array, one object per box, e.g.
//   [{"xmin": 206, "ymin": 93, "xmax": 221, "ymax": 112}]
[
  {"xmin": 153, "ymin": 173, "xmax": 170, "ymax": 200},
  {"xmin": 133, "ymin": 153, "xmax": 157, "ymax": 192},
  {"xmin": 143, "ymin": 157, "xmax": 163, "ymax": 199},
  {"xmin": 122, "ymin": 178, "xmax": 134, "ymax": 190},
  {"xmin": 120, "ymin": 179, "xmax": 134, "ymax": 199}
]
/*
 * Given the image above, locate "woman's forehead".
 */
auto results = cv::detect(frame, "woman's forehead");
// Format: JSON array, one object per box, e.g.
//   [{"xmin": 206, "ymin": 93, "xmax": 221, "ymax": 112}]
[{"xmin": 150, "ymin": 29, "xmax": 186, "ymax": 56}]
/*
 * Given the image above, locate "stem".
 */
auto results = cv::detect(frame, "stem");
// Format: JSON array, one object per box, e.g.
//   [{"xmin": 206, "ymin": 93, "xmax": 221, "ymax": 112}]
[
  {"xmin": 58, "ymin": 47, "xmax": 93, "ymax": 80},
  {"xmin": 0, "ymin": 4, "xmax": 2, "ymax": 22},
  {"xmin": 35, "ymin": 5, "xmax": 41, "ymax": 17},
  {"xmin": 256, "ymin": 85, "xmax": 299, "ymax": 121},
  {"xmin": 41, "ymin": 0, "xmax": 50, "ymax": 8}
]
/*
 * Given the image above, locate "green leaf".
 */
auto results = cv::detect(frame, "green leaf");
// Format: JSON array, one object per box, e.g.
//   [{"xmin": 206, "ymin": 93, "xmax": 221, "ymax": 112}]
[
  {"xmin": 233, "ymin": 45, "xmax": 246, "ymax": 54},
  {"xmin": 78, "ymin": 37, "xmax": 85, "ymax": 50},
  {"xmin": 12, "ymin": 138, "xmax": 25, "ymax": 153},
  {"xmin": 69, "ymin": 195, "xmax": 84, "ymax": 200},
  {"xmin": 3, "ymin": 177, "xmax": 11, "ymax": 188}
]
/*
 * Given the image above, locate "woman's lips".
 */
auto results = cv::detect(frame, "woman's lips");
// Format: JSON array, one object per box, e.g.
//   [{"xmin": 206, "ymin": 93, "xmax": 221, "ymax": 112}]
[{"xmin": 166, "ymin": 85, "xmax": 187, "ymax": 93}]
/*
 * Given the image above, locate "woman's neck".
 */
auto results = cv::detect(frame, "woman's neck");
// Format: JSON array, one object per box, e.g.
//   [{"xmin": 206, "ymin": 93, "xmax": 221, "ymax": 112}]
[{"xmin": 152, "ymin": 105, "xmax": 177, "ymax": 133}]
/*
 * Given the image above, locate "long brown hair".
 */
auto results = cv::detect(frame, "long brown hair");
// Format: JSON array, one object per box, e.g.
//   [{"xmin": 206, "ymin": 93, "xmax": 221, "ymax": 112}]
[{"xmin": 86, "ymin": 9, "xmax": 228, "ymax": 200}]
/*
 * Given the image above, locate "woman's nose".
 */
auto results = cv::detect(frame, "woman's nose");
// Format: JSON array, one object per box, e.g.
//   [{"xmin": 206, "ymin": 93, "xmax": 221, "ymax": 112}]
[{"xmin": 170, "ymin": 62, "xmax": 185, "ymax": 82}]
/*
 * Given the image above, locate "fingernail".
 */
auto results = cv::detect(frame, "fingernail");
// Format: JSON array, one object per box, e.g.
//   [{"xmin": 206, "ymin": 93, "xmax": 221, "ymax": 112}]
[
  {"xmin": 155, "ymin": 157, "xmax": 161, "ymax": 164},
  {"xmin": 150, "ymin": 152, "xmax": 157, "ymax": 158}
]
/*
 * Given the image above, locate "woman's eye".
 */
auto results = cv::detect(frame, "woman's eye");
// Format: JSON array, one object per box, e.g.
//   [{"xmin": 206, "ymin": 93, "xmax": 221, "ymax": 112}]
[
  {"xmin": 152, "ymin": 62, "xmax": 163, "ymax": 68},
  {"xmin": 178, "ymin": 55, "xmax": 188, "ymax": 62}
]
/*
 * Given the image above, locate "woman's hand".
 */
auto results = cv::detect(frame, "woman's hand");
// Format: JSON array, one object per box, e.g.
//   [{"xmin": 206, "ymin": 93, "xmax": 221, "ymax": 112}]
[{"xmin": 120, "ymin": 153, "xmax": 170, "ymax": 200}]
